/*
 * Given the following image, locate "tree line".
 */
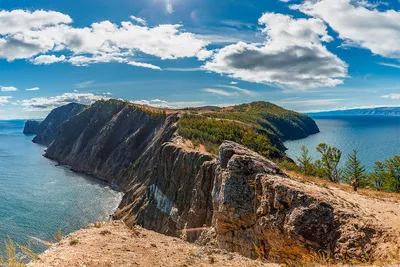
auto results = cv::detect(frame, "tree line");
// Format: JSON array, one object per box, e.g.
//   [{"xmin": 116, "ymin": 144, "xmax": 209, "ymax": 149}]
[{"xmin": 283, "ymin": 143, "xmax": 400, "ymax": 192}]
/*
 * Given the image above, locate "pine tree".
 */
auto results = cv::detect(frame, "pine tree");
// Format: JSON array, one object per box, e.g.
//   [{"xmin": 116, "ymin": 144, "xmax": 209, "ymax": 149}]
[
  {"xmin": 385, "ymin": 155, "xmax": 400, "ymax": 192},
  {"xmin": 369, "ymin": 161, "xmax": 386, "ymax": 190},
  {"xmin": 316, "ymin": 143, "xmax": 342, "ymax": 182},
  {"xmin": 296, "ymin": 145, "xmax": 313, "ymax": 176},
  {"xmin": 343, "ymin": 149, "xmax": 367, "ymax": 191}
]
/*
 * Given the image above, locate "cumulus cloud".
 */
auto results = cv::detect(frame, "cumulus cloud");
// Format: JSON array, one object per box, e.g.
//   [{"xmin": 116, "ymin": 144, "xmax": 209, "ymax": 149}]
[
  {"xmin": 0, "ymin": 9, "xmax": 72, "ymax": 35},
  {"xmin": 381, "ymin": 93, "xmax": 400, "ymax": 100},
  {"xmin": 1, "ymin": 86, "xmax": 18, "ymax": 92},
  {"xmin": 20, "ymin": 92, "xmax": 108, "ymax": 111},
  {"xmin": 292, "ymin": 0, "xmax": 400, "ymax": 59},
  {"xmin": 0, "ymin": 96, "xmax": 12, "ymax": 105},
  {"xmin": 0, "ymin": 10, "xmax": 211, "ymax": 67},
  {"xmin": 202, "ymin": 88, "xmax": 239, "ymax": 97},
  {"xmin": 26, "ymin": 87, "xmax": 40, "ymax": 91},
  {"xmin": 31, "ymin": 54, "xmax": 66, "ymax": 65},
  {"xmin": 203, "ymin": 13, "xmax": 348, "ymax": 89}
]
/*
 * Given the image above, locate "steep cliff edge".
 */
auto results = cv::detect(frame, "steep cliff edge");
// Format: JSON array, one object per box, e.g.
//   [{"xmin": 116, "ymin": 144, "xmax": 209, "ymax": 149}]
[
  {"xmin": 23, "ymin": 120, "xmax": 42, "ymax": 134},
  {"xmin": 27, "ymin": 100, "xmax": 400, "ymax": 264},
  {"xmin": 32, "ymin": 103, "xmax": 86, "ymax": 146}
]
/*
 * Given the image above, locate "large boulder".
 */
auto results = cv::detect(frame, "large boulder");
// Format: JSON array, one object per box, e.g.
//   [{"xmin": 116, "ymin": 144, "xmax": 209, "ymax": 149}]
[{"xmin": 213, "ymin": 141, "xmax": 336, "ymax": 261}]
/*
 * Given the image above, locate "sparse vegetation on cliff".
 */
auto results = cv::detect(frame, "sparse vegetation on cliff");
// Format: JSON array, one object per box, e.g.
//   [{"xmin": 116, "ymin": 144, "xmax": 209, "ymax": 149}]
[
  {"xmin": 178, "ymin": 114, "xmax": 283, "ymax": 159},
  {"xmin": 203, "ymin": 101, "xmax": 320, "ymax": 141},
  {"xmin": 282, "ymin": 143, "xmax": 400, "ymax": 193}
]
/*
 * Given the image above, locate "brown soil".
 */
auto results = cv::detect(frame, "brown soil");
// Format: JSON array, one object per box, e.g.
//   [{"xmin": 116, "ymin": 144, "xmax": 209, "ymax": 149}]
[{"xmin": 28, "ymin": 221, "xmax": 279, "ymax": 267}]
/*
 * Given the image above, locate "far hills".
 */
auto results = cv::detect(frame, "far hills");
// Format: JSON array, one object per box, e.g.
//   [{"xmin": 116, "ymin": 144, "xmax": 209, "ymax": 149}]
[{"xmin": 308, "ymin": 106, "xmax": 400, "ymax": 117}]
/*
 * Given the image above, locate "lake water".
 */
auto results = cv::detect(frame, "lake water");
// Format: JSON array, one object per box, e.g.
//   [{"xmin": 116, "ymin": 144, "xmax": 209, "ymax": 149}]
[
  {"xmin": 0, "ymin": 120, "xmax": 122, "ymax": 252},
  {"xmin": 285, "ymin": 116, "xmax": 400, "ymax": 170}
]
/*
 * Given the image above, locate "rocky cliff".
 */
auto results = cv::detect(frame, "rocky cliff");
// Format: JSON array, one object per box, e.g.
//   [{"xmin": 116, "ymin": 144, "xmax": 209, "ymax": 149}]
[
  {"xmin": 23, "ymin": 120, "xmax": 42, "ymax": 134},
  {"xmin": 32, "ymin": 103, "xmax": 86, "ymax": 146},
  {"xmin": 28, "ymin": 99, "xmax": 399, "ymax": 264}
]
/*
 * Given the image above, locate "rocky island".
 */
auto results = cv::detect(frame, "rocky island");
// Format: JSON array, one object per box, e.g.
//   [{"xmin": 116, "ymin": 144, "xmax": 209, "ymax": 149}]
[{"xmin": 25, "ymin": 100, "xmax": 400, "ymax": 266}]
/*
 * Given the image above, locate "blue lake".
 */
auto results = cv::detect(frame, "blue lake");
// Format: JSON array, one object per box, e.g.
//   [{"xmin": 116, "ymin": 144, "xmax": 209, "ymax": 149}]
[
  {"xmin": 285, "ymin": 116, "xmax": 400, "ymax": 170},
  {"xmin": 0, "ymin": 120, "xmax": 122, "ymax": 251}
]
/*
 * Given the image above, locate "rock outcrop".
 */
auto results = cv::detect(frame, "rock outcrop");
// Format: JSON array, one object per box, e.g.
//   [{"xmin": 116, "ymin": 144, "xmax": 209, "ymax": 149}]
[
  {"xmin": 33, "ymin": 103, "xmax": 86, "ymax": 146},
  {"xmin": 27, "ymin": 99, "xmax": 400, "ymax": 264},
  {"xmin": 23, "ymin": 120, "xmax": 42, "ymax": 134},
  {"xmin": 213, "ymin": 142, "xmax": 336, "ymax": 261}
]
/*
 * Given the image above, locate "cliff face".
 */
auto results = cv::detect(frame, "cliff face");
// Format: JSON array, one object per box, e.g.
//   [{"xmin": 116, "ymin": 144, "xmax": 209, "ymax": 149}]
[
  {"xmin": 28, "ymin": 100, "xmax": 398, "ymax": 264},
  {"xmin": 23, "ymin": 120, "xmax": 42, "ymax": 134},
  {"xmin": 33, "ymin": 103, "xmax": 86, "ymax": 146}
]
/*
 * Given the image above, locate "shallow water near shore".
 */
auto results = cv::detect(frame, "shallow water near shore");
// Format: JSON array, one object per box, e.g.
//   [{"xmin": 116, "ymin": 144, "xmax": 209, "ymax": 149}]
[
  {"xmin": 0, "ymin": 120, "xmax": 123, "ymax": 252},
  {"xmin": 285, "ymin": 116, "xmax": 400, "ymax": 170}
]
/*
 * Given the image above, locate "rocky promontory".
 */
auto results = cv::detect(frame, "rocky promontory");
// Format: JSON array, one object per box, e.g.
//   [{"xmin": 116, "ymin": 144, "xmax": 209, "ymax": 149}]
[
  {"xmin": 26, "ymin": 100, "xmax": 400, "ymax": 265},
  {"xmin": 23, "ymin": 120, "xmax": 42, "ymax": 134}
]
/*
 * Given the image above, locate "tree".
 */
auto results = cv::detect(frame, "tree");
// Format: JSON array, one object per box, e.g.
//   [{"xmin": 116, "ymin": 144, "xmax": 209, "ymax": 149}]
[
  {"xmin": 369, "ymin": 161, "xmax": 386, "ymax": 191},
  {"xmin": 343, "ymin": 149, "xmax": 367, "ymax": 191},
  {"xmin": 385, "ymin": 155, "xmax": 400, "ymax": 192},
  {"xmin": 296, "ymin": 145, "xmax": 313, "ymax": 176},
  {"xmin": 312, "ymin": 159, "xmax": 327, "ymax": 178},
  {"xmin": 316, "ymin": 143, "xmax": 342, "ymax": 182}
]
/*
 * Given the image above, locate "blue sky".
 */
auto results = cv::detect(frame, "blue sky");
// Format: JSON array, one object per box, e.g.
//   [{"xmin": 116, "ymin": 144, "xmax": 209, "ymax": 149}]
[{"xmin": 1, "ymin": 0, "xmax": 400, "ymax": 119}]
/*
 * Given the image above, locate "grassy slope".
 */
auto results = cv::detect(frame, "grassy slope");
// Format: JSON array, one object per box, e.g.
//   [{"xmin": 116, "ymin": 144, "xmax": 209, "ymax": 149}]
[{"xmin": 178, "ymin": 101, "xmax": 319, "ymax": 160}]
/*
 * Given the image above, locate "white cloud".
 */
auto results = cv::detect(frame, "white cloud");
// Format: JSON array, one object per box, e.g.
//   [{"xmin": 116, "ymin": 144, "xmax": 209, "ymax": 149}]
[
  {"xmin": 381, "ymin": 93, "xmax": 400, "ymax": 100},
  {"xmin": 0, "ymin": 96, "xmax": 12, "ymax": 105},
  {"xmin": 0, "ymin": 10, "xmax": 210, "ymax": 67},
  {"xmin": 203, "ymin": 13, "xmax": 347, "ymax": 89},
  {"xmin": 218, "ymin": 85, "xmax": 257, "ymax": 96},
  {"xmin": 31, "ymin": 54, "xmax": 66, "ymax": 65},
  {"xmin": 26, "ymin": 87, "xmax": 40, "ymax": 91},
  {"xmin": 131, "ymin": 99, "xmax": 206, "ymax": 108},
  {"xmin": 130, "ymin": 15, "xmax": 147, "ymax": 25},
  {"xmin": 202, "ymin": 88, "xmax": 239, "ymax": 97},
  {"xmin": 20, "ymin": 93, "xmax": 108, "ymax": 111},
  {"xmin": 74, "ymin": 80, "xmax": 95, "ymax": 89},
  {"xmin": 127, "ymin": 61, "xmax": 161, "ymax": 70},
  {"xmin": 292, "ymin": 0, "xmax": 400, "ymax": 59},
  {"xmin": 378, "ymin": 62, "xmax": 400, "ymax": 69},
  {"xmin": 0, "ymin": 9, "xmax": 72, "ymax": 35},
  {"xmin": 230, "ymin": 81, "xmax": 238, "ymax": 85},
  {"xmin": 1, "ymin": 86, "xmax": 18, "ymax": 92}
]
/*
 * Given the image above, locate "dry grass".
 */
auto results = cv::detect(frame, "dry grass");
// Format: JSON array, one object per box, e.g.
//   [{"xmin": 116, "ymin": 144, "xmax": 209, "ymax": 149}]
[
  {"xmin": 284, "ymin": 170, "xmax": 400, "ymax": 203},
  {"xmin": 0, "ymin": 238, "xmax": 37, "ymax": 267},
  {"xmin": 53, "ymin": 228, "xmax": 62, "ymax": 243}
]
